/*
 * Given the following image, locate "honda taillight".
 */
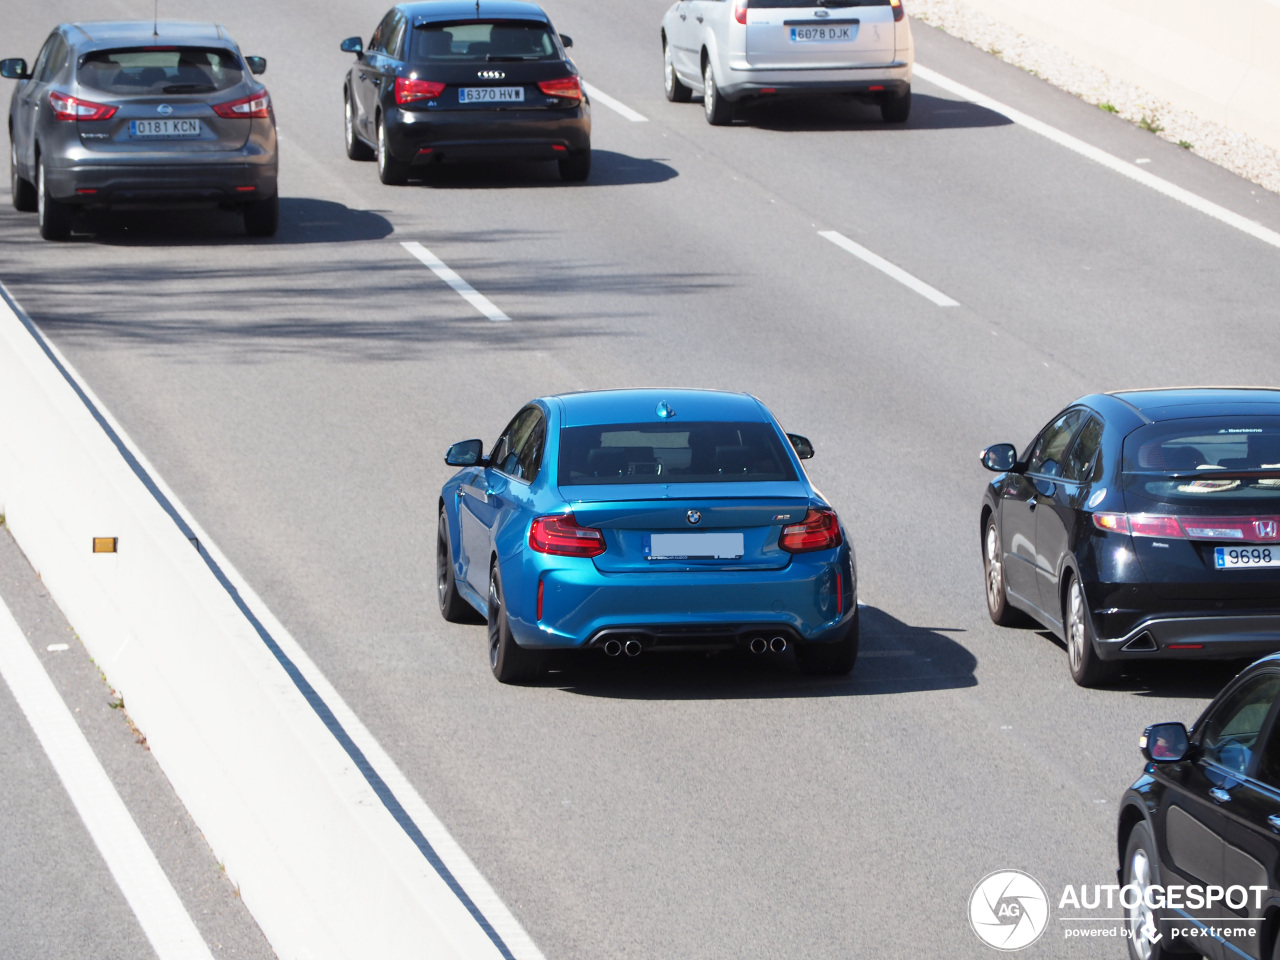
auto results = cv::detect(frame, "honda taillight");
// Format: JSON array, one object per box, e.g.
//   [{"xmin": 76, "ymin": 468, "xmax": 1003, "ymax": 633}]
[
  {"xmin": 395, "ymin": 77, "xmax": 446, "ymax": 103},
  {"xmin": 49, "ymin": 91, "xmax": 116, "ymax": 121},
  {"xmin": 538, "ymin": 77, "xmax": 582, "ymax": 101},
  {"xmin": 1093, "ymin": 513, "xmax": 1280, "ymax": 542},
  {"xmin": 213, "ymin": 90, "xmax": 271, "ymax": 118},
  {"xmin": 780, "ymin": 509, "xmax": 843, "ymax": 553},
  {"xmin": 889, "ymin": 0, "xmax": 905, "ymax": 22},
  {"xmin": 734, "ymin": 0, "xmax": 749, "ymax": 25},
  {"xmin": 529, "ymin": 514, "xmax": 606, "ymax": 558}
]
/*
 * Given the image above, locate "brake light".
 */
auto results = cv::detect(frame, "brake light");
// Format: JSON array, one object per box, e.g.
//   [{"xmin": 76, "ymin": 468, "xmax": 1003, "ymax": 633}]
[
  {"xmin": 1093, "ymin": 513, "xmax": 1280, "ymax": 542},
  {"xmin": 213, "ymin": 90, "xmax": 271, "ymax": 118},
  {"xmin": 529, "ymin": 514, "xmax": 606, "ymax": 558},
  {"xmin": 538, "ymin": 77, "xmax": 582, "ymax": 101},
  {"xmin": 395, "ymin": 77, "xmax": 446, "ymax": 103},
  {"xmin": 780, "ymin": 508, "xmax": 843, "ymax": 553},
  {"xmin": 734, "ymin": 0, "xmax": 748, "ymax": 25},
  {"xmin": 49, "ymin": 91, "xmax": 116, "ymax": 121},
  {"xmin": 537, "ymin": 579, "xmax": 545, "ymax": 620},
  {"xmin": 889, "ymin": 0, "xmax": 905, "ymax": 22},
  {"xmin": 835, "ymin": 571, "xmax": 843, "ymax": 615}
]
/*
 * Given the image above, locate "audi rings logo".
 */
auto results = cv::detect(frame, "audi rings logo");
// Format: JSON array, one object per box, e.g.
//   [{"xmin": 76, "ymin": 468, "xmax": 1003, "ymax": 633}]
[
  {"xmin": 477, "ymin": 70, "xmax": 506, "ymax": 79},
  {"xmin": 969, "ymin": 870, "xmax": 1049, "ymax": 951},
  {"xmin": 157, "ymin": 103, "xmax": 173, "ymax": 116},
  {"xmin": 687, "ymin": 510, "xmax": 701, "ymax": 525}
]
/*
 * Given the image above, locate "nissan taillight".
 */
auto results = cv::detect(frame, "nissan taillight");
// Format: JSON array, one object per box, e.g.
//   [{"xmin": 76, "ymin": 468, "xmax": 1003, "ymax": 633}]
[
  {"xmin": 395, "ymin": 77, "xmax": 446, "ymax": 103},
  {"xmin": 49, "ymin": 91, "xmax": 116, "ymax": 121},
  {"xmin": 538, "ymin": 77, "xmax": 582, "ymax": 101},
  {"xmin": 529, "ymin": 514, "xmax": 606, "ymax": 558},
  {"xmin": 213, "ymin": 90, "xmax": 271, "ymax": 118},
  {"xmin": 779, "ymin": 509, "xmax": 843, "ymax": 553}
]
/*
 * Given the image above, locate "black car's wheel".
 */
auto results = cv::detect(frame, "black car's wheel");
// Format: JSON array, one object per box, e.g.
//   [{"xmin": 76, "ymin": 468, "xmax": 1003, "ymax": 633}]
[
  {"xmin": 344, "ymin": 92, "xmax": 375, "ymax": 161},
  {"xmin": 664, "ymin": 41, "xmax": 691, "ymax": 103},
  {"xmin": 243, "ymin": 193, "xmax": 279, "ymax": 237},
  {"xmin": 488, "ymin": 564, "xmax": 543, "ymax": 684},
  {"xmin": 1065, "ymin": 574, "xmax": 1119, "ymax": 687},
  {"xmin": 558, "ymin": 149, "xmax": 591, "ymax": 182},
  {"xmin": 11, "ymin": 140, "xmax": 36, "ymax": 212},
  {"xmin": 983, "ymin": 518, "xmax": 1024, "ymax": 626},
  {"xmin": 37, "ymin": 157, "xmax": 70, "ymax": 241},
  {"xmin": 376, "ymin": 116, "xmax": 410, "ymax": 185},
  {"xmin": 438, "ymin": 511, "xmax": 483, "ymax": 624},
  {"xmin": 880, "ymin": 86, "xmax": 911, "ymax": 123},
  {"xmin": 1123, "ymin": 822, "xmax": 1180, "ymax": 960},
  {"xmin": 796, "ymin": 609, "xmax": 859, "ymax": 676},
  {"xmin": 703, "ymin": 59, "xmax": 734, "ymax": 126}
]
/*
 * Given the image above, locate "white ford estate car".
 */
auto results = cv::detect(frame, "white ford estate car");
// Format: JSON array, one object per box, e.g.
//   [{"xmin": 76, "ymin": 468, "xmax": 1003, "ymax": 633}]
[{"xmin": 661, "ymin": 0, "xmax": 914, "ymax": 124}]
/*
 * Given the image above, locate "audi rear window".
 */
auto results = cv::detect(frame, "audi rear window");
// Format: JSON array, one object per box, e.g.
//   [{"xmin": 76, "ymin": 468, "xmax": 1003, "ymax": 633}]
[
  {"xmin": 1122, "ymin": 418, "xmax": 1280, "ymax": 503},
  {"xmin": 78, "ymin": 47, "xmax": 243, "ymax": 94},
  {"xmin": 412, "ymin": 21, "xmax": 560, "ymax": 61},
  {"xmin": 559, "ymin": 422, "xmax": 798, "ymax": 485}
]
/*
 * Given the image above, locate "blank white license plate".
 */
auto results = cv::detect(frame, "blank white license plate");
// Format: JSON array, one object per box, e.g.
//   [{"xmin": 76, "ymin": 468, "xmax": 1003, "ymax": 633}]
[
  {"xmin": 459, "ymin": 87, "xmax": 525, "ymax": 103},
  {"xmin": 646, "ymin": 532, "xmax": 744, "ymax": 560},
  {"xmin": 791, "ymin": 25, "xmax": 855, "ymax": 42},
  {"xmin": 1215, "ymin": 546, "xmax": 1280, "ymax": 568},
  {"xmin": 129, "ymin": 118, "xmax": 202, "ymax": 139}
]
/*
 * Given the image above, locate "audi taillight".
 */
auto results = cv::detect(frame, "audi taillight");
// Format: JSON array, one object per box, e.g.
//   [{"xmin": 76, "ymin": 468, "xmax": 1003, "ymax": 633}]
[
  {"xmin": 779, "ymin": 508, "xmax": 843, "ymax": 553},
  {"xmin": 734, "ymin": 0, "xmax": 748, "ymax": 25},
  {"xmin": 395, "ymin": 77, "xmax": 446, "ymax": 103},
  {"xmin": 529, "ymin": 514, "xmax": 606, "ymax": 558},
  {"xmin": 49, "ymin": 91, "xmax": 116, "ymax": 121},
  {"xmin": 213, "ymin": 90, "xmax": 271, "ymax": 118},
  {"xmin": 538, "ymin": 77, "xmax": 582, "ymax": 101},
  {"xmin": 889, "ymin": 0, "xmax": 905, "ymax": 22}
]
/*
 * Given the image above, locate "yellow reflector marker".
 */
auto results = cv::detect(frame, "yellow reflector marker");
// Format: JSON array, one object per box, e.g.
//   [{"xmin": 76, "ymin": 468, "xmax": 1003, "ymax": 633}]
[{"xmin": 92, "ymin": 537, "xmax": 117, "ymax": 554}]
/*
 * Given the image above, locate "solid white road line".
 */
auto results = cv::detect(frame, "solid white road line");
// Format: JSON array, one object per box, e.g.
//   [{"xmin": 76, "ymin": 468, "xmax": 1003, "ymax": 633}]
[
  {"xmin": 581, "ymin": 82, "xmax": 649, "ymax": 122},
  {"xmin": 819, "ymin": 230, "xmax": 960, "ymax": 306},
  {"xmin": 913, "ymin": 64, "xmax": 1280, "ymax": 252},
  {"xmin": 0, "ymin": 596, "xmax": 215, "ymax": 960},
  {"xmin": 401, "ymin": 241, "xmax": 512, "ymax": 322}
]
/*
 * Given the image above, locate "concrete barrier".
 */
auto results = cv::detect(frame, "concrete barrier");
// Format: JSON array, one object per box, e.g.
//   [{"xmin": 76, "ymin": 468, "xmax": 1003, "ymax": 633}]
[
  {"xmin": 0, "ymin": 288, "xmax": 512, "ymax": 960},
  {"xmin": 951, "ymin": 0, "xmax": 1280, "ymax": 154}
]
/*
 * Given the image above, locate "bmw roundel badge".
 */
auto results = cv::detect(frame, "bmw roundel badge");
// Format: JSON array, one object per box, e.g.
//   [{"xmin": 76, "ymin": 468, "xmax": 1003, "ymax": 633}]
[{"xmin": 687, "ymin": 510, "xmax": 701, "ymax": 525}]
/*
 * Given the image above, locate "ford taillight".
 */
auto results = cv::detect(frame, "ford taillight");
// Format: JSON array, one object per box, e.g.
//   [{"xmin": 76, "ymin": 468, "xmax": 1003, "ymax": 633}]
[
  {"xmin": 529, "ymin": 514, "xmax": 606, "ymax": 558},
  {"xmin": 538, "ymin": 77, "xmax": 582, "ymax": 101},
  {"xmin": 49, "ymin": 91, "xmax": 116, "ymax": 121},
  {"xmin": 395, "ymin": 77, "xmax": 446, "ymax": 103},
  {"xmin": 213, "ymin": 90, "xmax": 271, "ymax": 118},
  {"xmin": 780, "ymin": 508, "xmax": 843, "ymax": 553},
  {"xmin": 734, "ymin": 0, "xmax": 748, "ymax": 25},
  {"xmin": 890, "ymin": 0, "xmax": 905, "ymax": 22}
]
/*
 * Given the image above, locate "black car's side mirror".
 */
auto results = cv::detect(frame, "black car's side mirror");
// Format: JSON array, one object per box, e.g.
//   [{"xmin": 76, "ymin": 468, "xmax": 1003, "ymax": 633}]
[
  {"xmin": 560, "ymin": 34, "xmax": 574, "ymax": 48},
  {"xmin": 245, "ymin": 56, "xmax": 267, "ymax": 75},
  {"xmin": 1140, "ymin": 722, "xmax": 1191, "ymax": 763},
  {"xmin": 980, "ymin": 443, "xmax": 1019, "ymax": 473},
  {"xmin": 787, "ymin": 434, "xmax": 814, "ymax": 460},
  {"xmin": 445, "ymin": 439, "xmax": 485, "ymax": 467},
  {"xmin": 340, "ymin": 37, "xmax": 364, "ymax": 56},
  {"xmin": 0, "ymin": 58, "xmax": 31, "ymax": 80}
]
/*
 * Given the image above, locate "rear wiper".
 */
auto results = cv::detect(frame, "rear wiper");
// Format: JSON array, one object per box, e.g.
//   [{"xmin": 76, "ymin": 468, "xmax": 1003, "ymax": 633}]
[
  {"xmin": 162, "ymin": 83, "xmax": 217, "ymax": 93},
  {"xmin": 486, "ymin": 54, "xmax": 543, "ymax": 62}
]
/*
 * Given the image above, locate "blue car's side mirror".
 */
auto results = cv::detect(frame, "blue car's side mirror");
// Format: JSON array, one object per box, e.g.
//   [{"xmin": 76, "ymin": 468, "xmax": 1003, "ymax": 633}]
[
  {"xmin": 445, "ymin": 439, "xmax": 485, "ymax": 467},
  {"xmin": 787, "ymin": 434, "xmax": 814, "ymax": 460},
  {"xmin": 0, "ymin": 58, "xmax": 31, "ymax": 80},
  {"xmin": 340, "ymin": 36, "xmax": 363, "ymax": 56}
]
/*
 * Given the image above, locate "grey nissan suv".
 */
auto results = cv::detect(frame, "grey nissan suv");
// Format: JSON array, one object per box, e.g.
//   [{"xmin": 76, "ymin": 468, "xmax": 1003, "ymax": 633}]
[{"xmin": 3, "ymin": 21, "xmax": 278, "ymax": 240}]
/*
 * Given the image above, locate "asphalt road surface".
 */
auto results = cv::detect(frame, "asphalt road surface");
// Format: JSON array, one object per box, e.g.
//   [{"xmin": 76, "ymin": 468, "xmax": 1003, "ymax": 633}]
[{"xmin": 4, "ymin": 0, "xmax": 1280, "ymax": 957}]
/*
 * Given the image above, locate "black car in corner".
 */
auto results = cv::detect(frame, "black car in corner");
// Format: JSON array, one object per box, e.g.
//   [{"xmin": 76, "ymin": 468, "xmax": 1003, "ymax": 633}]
[
  {"xmin": 980, "ymin": 388, "xmax": 1280, "ymax": 686},
  {"xmin": 1117, "ymin": 655, "xmax": 1280, "ymax": 960},
  {"xmin": 340, "ymin": 0, "xmax": 591, "ymax": 185}
]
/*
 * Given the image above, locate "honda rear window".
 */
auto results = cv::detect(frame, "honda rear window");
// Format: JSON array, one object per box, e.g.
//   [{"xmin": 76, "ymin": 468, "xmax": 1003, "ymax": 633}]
[
  {"xmin": 559, "ymin": 422, "xmax": 798, "ymax": 485},
  {"xmin": 78, "ymin": 47, "xmax": 243, "ymax": 94},
  {"xmin": 412, "ymin": 21, "xmax": 560, "ymax": 61},
  {"xmin": 1122, "ymin": 418, "xmax": 1280, "ymax": 503}
]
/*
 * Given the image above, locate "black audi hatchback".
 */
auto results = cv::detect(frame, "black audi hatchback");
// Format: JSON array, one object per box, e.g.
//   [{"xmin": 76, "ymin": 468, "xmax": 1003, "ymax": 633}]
[
  {"xmin": 340, "ymin": 0, "xmax": 591, "ymax": 184},
  {"xmin": 980, "ymin": 389, "xmax": 1280, "ymax": 687}
]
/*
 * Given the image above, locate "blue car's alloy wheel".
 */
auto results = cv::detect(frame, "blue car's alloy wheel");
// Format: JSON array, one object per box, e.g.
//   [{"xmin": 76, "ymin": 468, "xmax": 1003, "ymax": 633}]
[
  {"xmin": 794, "ymin": 607, "xmax": 859, "ymax": 676},
  {"xmin": 488, "ymin": 565, "xmax": 542, "ymax": 684},
  {"xmin": 437, "ymin": 511, "xmax": 482, "ymax": 624}
]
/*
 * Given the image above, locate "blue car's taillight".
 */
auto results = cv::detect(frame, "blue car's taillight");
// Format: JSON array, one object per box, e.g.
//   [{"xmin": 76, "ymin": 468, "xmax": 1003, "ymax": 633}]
[
  {"xmin": 529, "ymin": 514, "xmax": 606, "ymax": 558},
  {"xmin": 779, "ymin": 509, "xmax": 842, "ymax": 553}
]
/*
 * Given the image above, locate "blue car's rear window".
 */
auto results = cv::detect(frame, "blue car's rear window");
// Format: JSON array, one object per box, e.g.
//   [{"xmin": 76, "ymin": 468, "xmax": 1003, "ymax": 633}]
[{"xmin": 559, "ymin": 422, "xmax": 797, "ymax": 485}]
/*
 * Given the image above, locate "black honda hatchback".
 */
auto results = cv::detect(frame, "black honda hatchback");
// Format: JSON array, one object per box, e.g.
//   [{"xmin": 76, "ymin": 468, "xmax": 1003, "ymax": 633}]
[
  {"xmin": 339, "ymin": 0, "xmax": 591, "ymax": 184},
  {"xmin": 980, "ymin": 389, "xmax": 1280, "ymax": 687}
]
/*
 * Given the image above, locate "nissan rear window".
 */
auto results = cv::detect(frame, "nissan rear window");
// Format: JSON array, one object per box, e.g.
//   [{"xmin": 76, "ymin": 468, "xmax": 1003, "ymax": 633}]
[
  {"xmin": 1122, "ymin": 418, "xmax": 1280, "ymax": 503},
  {"xmin": 559, "ymin": 422, "xmax": 798, "ymax": 485},
  {"xmin": 78, "ymin": 47, "xmax": 243, "ymax": 94},
  {"xmin": 412, "ymin": 21, "xmax": 560, "ymax": 61}
]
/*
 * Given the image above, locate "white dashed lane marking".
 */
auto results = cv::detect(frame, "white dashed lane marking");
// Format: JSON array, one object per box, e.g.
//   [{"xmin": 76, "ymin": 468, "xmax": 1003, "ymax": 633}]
[{"xmin": 401, "ymin": 241, "xmax": 512, "ymax": 322}]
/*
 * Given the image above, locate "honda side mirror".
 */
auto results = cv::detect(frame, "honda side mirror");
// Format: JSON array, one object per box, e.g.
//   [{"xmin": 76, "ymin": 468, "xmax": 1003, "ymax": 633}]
[
  {"xmin": 445, "ymin": 439, "xmax": 485, "ymax": 467},
  {"xmin": 1140, "ymin": 722, "xmax": 1190, "ymax": 763},
  {"xmin": 340, "ymin": 37, "xmax": 363, "ymax": 56},
  {"xmin": 981, "ymin": 443, "xmax": 1018, "ymax": 473}
]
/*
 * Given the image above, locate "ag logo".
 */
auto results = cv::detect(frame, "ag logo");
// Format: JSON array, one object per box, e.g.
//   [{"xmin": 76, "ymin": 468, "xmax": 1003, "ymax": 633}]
[{"xmin": 969, "ymin": 870, "xmax": 1049, "ymax": 950}]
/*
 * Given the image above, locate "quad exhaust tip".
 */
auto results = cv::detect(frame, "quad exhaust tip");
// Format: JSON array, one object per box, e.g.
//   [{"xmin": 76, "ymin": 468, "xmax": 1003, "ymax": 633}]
[
  {"xmin": 624, "ymin": 639, "xmax": 643, "ymax": 657},
  {"xmin": 603, "ymin": 639, "xmax": 622, "ymax": 657}
]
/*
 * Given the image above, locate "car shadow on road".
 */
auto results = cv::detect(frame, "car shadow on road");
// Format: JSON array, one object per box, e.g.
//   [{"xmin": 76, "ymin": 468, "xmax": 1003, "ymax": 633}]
[
  {"xmin": 63, "ymin": 197, "xmax": 393, "ymax": 245},
  {"xmin": 545, "ymin": 604, "xmax": 977, "ymax": 700},
  {"xmin": 398, "ymin": 150, "xmax": 677, "ymax": 189},
  {"xmin": 735, "ymin": 93, "xmax": 1013, "ymax": 132}
]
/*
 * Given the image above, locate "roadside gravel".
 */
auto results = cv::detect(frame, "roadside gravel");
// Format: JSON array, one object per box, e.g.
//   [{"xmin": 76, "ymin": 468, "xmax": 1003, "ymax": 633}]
[{"xmin": 911, "ymin": 0, "xmax": 1280, "ymax": 196}]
